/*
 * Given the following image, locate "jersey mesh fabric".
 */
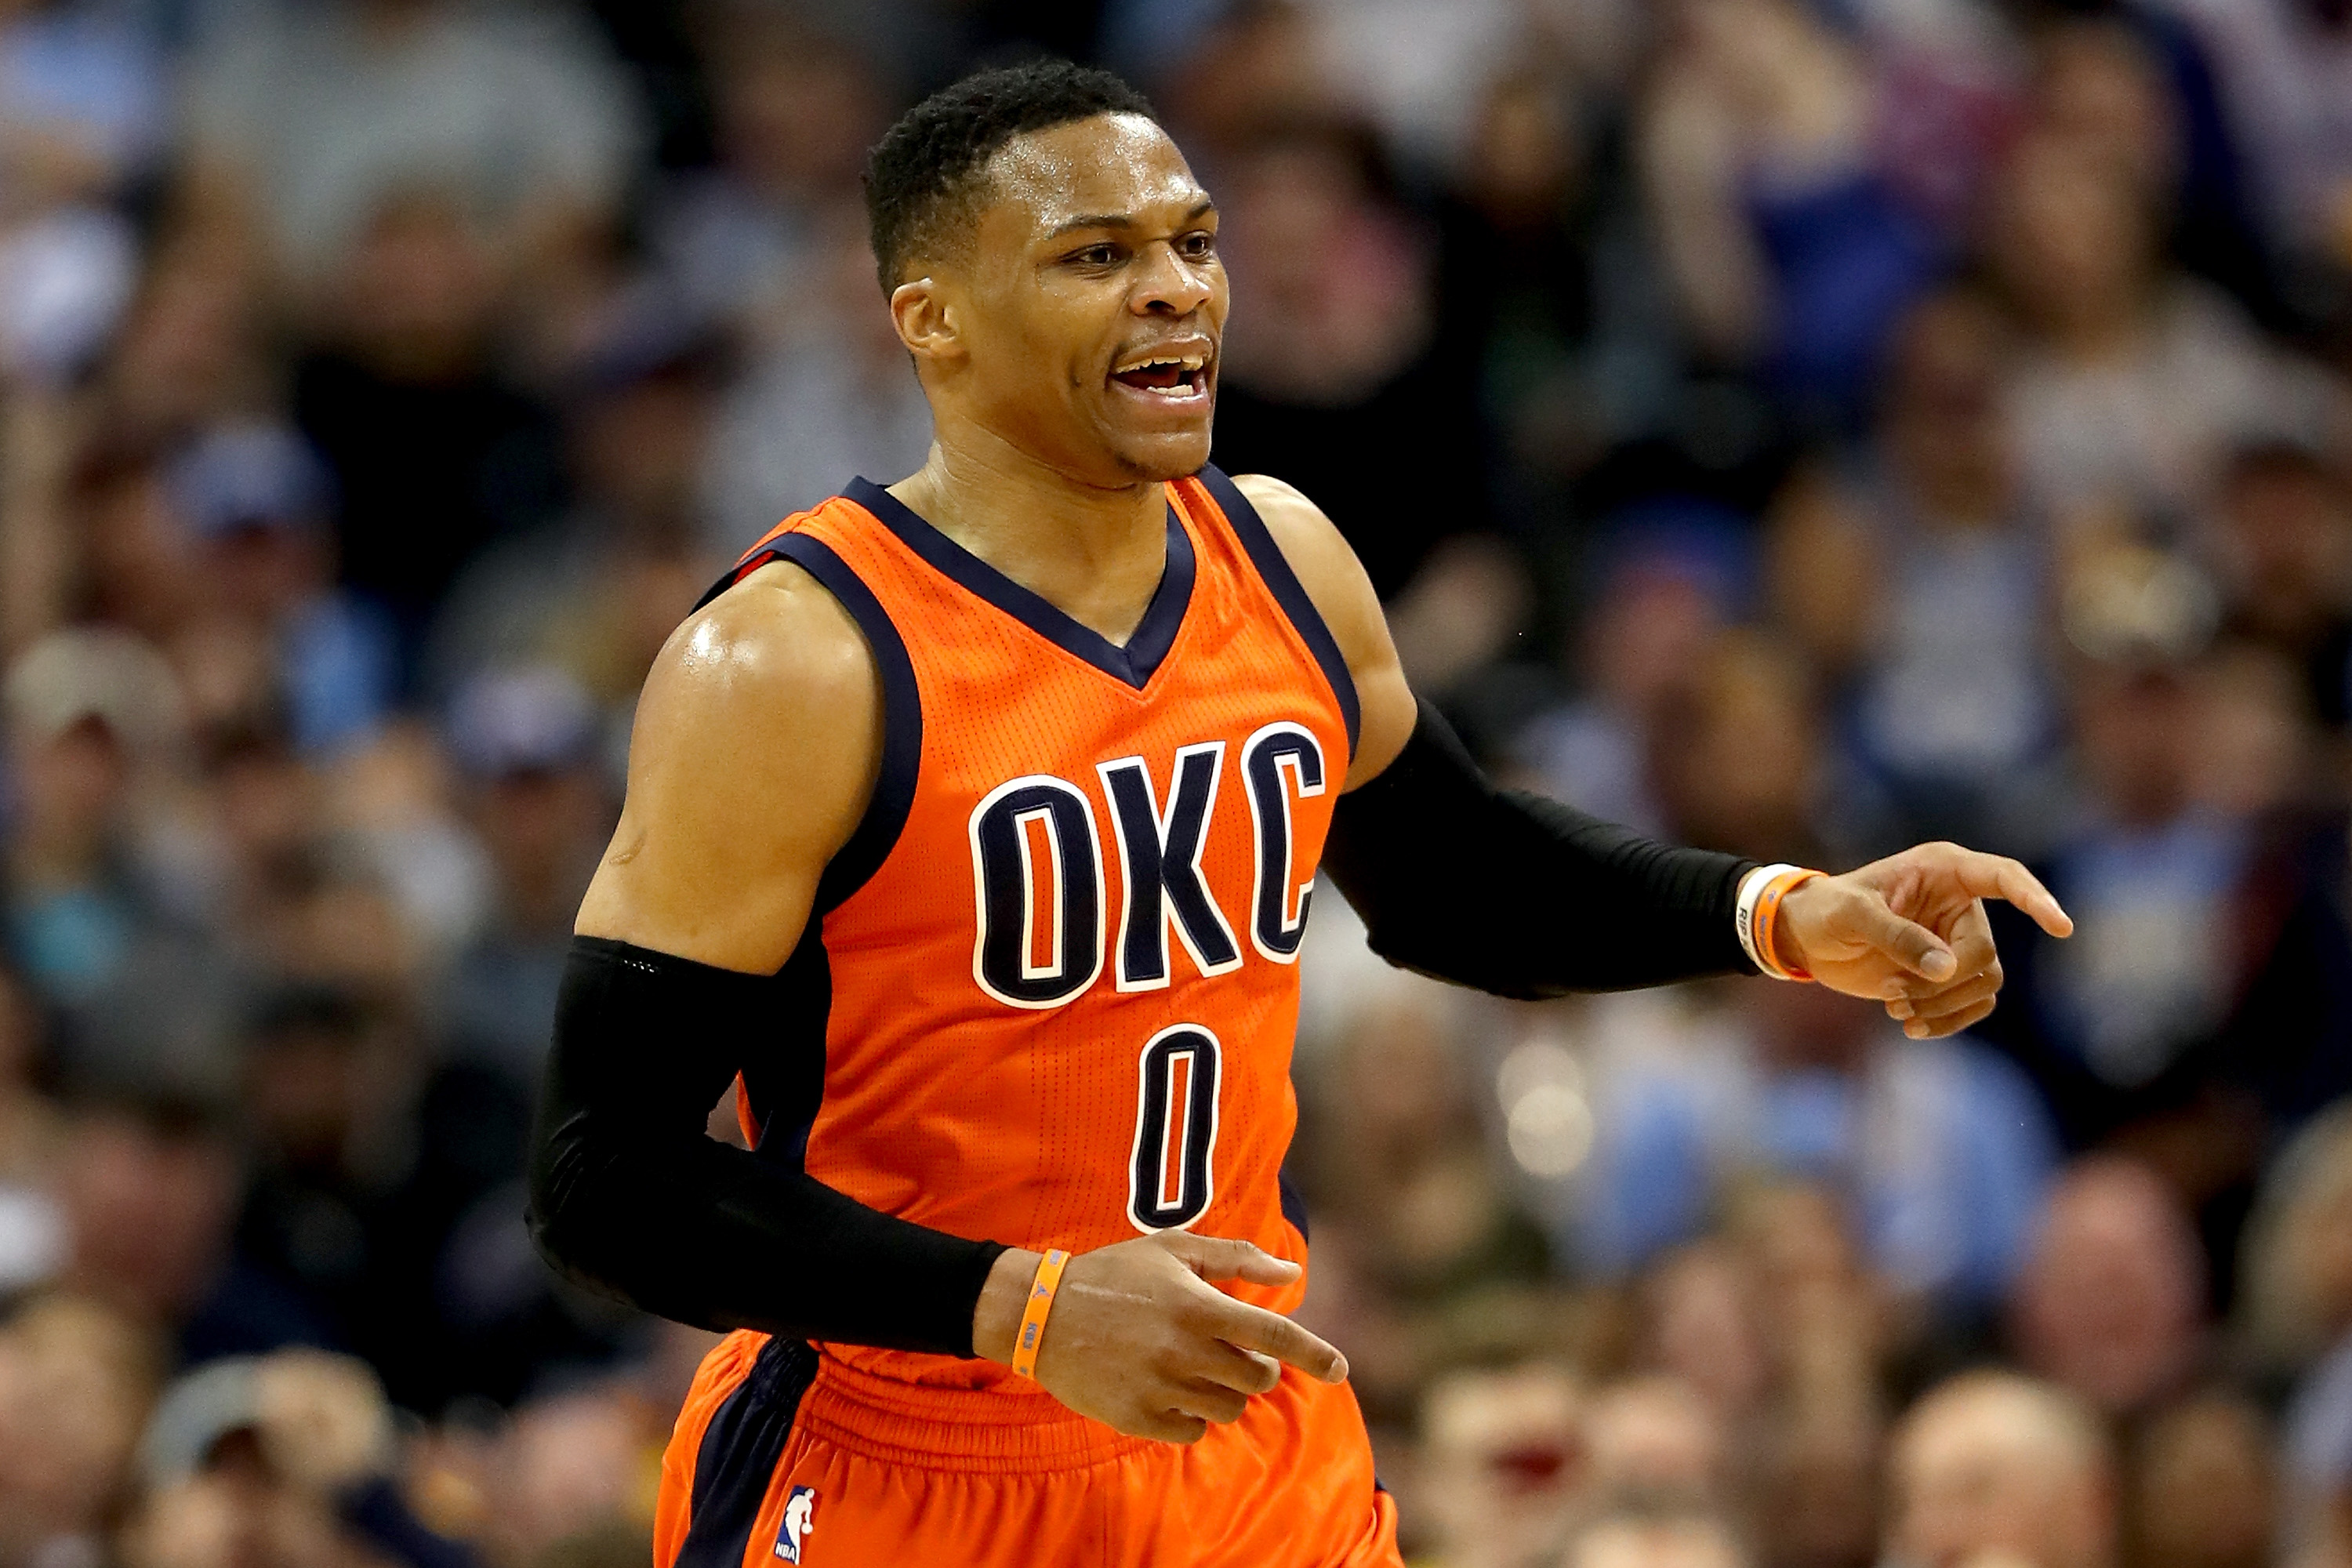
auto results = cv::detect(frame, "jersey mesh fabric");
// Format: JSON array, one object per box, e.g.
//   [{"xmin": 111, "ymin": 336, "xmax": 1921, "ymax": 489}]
[{"xmin": 732, "ymin": 473, "xmax": 1352, "ymax": 1398}]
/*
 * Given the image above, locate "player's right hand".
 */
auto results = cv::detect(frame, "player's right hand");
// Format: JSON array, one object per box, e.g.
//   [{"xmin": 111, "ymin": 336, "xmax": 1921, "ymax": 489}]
[{"xmin": 974, "ymin": 1232, "xmax": 1348, "ymax": 1445}]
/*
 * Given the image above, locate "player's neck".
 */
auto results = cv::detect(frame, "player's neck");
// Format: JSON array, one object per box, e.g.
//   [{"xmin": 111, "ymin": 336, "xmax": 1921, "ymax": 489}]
[{"xmin": 889, "ymin": 434, "xmax": 1171, "ymax": 648}]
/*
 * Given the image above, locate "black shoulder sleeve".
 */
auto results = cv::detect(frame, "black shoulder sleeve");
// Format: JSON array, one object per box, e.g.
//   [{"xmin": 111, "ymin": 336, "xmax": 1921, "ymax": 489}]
[
  {"xmin": 526, "ymin": 937, "xmax": 1006, "ymax": 1356},
  {"xmin": 1319, "ymin": 699, "xmax": 1759, "ymax": 997}
]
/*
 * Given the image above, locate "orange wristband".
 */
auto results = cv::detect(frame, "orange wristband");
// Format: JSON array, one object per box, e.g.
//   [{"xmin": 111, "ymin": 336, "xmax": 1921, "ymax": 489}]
[
  {"xmin": 1009, "ymin": 1248, "xmax": 1070, "ymax": 1381},
  {"xmin": 1754, "ymin": 868, "xmax": 1824, "ymax": 982}
]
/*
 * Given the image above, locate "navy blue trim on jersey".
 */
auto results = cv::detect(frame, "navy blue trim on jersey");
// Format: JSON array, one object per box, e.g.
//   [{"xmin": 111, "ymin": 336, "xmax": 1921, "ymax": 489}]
[
  {"xmin": 672, "ymin": 1335, "xmax": 818, "ymax": 1568},
  {"xmin": 1279, "ymin": 1167, "xmax": 1311, "ymax": 1242},
  {"xmin": 697, "ymin": 532, "xmax": 924, "ymax": 916},
  {"xmin": 845, "ymin": 477, "xmax": 1195, "ymax": 691},
  {"xmin": 763, "ymin": 534, "xmax": 922, "ymax": 914},
  {"xmin": 740, "ymin": 924, "xmax": 829, "ymax": 1165},
  {"xmin": 1192, "ymin": 465, "xmax": 1363, "ymax": 759}
]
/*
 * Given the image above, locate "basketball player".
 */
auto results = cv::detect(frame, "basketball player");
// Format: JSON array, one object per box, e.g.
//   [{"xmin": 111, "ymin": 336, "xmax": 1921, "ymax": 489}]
[{"xmin": 527, "ymin": 60, "xmax": 2072, "ymax": 1567}]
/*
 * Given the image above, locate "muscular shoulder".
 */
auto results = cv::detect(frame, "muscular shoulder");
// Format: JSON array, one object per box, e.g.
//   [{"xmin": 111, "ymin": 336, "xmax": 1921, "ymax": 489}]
[
  {"xmin": 640, "ymin": 561, "xmax": 878, "ymax": 752},
  {"xmin": 575, "ymin": 559, "xmax": 881, "ymax": 969},
  {"xmin": 1227, "ymin": 473, "xmax": 1415, "ymax": 784}
]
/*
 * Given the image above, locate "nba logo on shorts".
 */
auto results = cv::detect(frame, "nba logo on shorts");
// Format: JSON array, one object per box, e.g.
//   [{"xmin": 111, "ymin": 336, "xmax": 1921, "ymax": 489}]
[{"xmin": 775, "ymin": 1486, "xmax": 816, "ymax": 1563}]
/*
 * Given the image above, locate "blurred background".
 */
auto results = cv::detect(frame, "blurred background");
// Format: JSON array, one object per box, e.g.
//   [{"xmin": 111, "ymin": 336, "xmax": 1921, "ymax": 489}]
[{"xmin": 0, "ymin": 1, "xmax": 2349, "ymax": 1566}]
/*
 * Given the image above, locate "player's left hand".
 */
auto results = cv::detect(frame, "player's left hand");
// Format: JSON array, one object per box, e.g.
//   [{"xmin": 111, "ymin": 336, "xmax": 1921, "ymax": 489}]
[{"xmin": 1774, "ymin": 842, "xmax": 2074, "ymax": 1039}]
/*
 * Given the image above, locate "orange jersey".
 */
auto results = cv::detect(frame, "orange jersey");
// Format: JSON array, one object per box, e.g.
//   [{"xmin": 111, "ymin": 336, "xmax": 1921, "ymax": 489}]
[{"xmin": 711, "ymin": 466, "xmax": 1358, "ymax": 1395}]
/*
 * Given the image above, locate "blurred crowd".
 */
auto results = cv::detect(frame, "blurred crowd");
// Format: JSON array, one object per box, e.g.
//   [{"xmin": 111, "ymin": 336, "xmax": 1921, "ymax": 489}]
[{"xmin": 0, "ymin": 1, "xmax": 2348, "ymax": 1566}]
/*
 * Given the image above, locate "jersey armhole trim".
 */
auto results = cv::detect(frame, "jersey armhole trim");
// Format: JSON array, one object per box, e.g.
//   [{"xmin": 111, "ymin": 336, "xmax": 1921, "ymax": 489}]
[
  {"xmin": 1193, "ymin": 464, "xmax": 1363, "ymax": 759},
  {"xmin": 709, "ymin": 532, "xmax": 924, "ymax": 916}
]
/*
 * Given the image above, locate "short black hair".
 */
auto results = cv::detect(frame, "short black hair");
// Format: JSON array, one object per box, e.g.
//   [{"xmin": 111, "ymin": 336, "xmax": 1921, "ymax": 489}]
[{"xmin": 863, "ymin": 58, "xmax": 1157, "ymax": 293}]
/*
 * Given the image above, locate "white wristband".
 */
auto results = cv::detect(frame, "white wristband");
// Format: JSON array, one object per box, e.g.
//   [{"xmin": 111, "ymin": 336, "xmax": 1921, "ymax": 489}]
[{"xmin": 1736, "ymin": 863, "xmax": 1801, "ymax": 977}]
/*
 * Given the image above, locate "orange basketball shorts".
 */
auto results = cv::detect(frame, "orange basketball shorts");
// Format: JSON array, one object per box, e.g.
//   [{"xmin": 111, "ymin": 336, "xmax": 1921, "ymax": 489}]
[{"xmin": 654, "ymin": 1331, "xmax": 1404, "ymax": 1567}]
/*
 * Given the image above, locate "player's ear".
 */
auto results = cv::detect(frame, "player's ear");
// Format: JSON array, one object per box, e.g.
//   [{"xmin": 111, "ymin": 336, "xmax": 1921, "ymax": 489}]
[{"xmin": 889, "ymin": 276, "xmax": 964, "ymax": 368}]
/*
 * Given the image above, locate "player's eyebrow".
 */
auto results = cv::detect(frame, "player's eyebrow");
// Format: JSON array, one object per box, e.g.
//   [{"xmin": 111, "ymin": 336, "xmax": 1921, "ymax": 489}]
[{"xmin": 1047, "ymin": 200, "xmax": 1215, "ymax": 240}]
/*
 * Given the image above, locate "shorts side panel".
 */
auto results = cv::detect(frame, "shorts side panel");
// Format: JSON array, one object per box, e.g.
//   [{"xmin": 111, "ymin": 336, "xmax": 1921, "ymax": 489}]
[
  {"xmin": 656, "ymin": 1330, "xmax": 768, "ymax": 1568},
  {"xmin": 655, "ymin": 1332, "xmax": 819, "ymax": 1568}
]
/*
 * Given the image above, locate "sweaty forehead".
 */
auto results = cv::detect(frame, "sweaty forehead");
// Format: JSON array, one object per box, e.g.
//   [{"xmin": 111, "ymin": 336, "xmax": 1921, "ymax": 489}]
[{"xmin": 981, "ymin": 114, "xmax": 1205, "ymax": 241}]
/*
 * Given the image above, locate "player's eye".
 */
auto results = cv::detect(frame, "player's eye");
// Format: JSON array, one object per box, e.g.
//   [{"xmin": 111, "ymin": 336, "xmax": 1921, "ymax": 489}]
[
  {"xmin": 1180, "ymin": 231, "xmax": 1216, "ymax": 259},
  {"xmin": 1071, "ymin": 243, "xmax": 1123, "ymax": 267}
]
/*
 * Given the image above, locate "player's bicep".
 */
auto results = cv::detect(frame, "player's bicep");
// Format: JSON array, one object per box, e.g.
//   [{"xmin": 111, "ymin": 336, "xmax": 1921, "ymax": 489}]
[
  {"xmin": 1228, "ymin": 473, "xmax": 1416, "ymax": 788},
  {"xmin": 575, "ymin": 562, "xmax": 883, "ymax": 972}
]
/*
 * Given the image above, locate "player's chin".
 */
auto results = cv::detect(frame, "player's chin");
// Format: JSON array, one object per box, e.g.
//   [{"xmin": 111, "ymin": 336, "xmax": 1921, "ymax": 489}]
[
  {"xmin": 1095, "ymin": 381, "xmax": 1213, "ymax": 470},
  {"xmin": 1100, "ymin": 418, "xmax": 1216, "ymax": 484}
]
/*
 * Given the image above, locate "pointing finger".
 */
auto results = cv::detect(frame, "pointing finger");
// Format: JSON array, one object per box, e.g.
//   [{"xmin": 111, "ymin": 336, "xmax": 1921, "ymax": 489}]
[
  {"xmin": 1950, "ymin": 851, "xmax": 2074, "ymax": 938},
  {"xmin": 1210, "ymin": 1299, "xmax": 1348, "ymax": 1383}
]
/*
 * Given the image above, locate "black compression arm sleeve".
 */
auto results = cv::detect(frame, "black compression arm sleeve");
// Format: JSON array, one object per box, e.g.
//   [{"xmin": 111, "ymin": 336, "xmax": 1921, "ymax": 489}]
[
  {"xmin": 1321, "ymin": 699, "xmax": 1760, "ymax": 997},
  {"xmin": 527, "ymin": 938, "xmax": 1005, "ymax": 1356}
]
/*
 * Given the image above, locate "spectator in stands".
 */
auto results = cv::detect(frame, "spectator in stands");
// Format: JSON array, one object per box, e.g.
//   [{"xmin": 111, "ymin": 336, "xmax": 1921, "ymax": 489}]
[
  {"xmin": 1767, "ymin": 282, "xmax": 2062, "ymax": 855},
  {"xmin": 438, "ymin": 666, "xmax": 608, "ymax": 1093},
  {"xmin": 2165, "ymin": 0, "xmax": 2352, "ymax": 291},
  {"xmin": 1732, "ymin": 1185, "xmax": 1886, "ymax": 1568},
  {"xmin": 2129, "ymin": 1390, "xmax": 2279, "ymax": 1568},
  {"xmin": 0, "ymin": 626, "xmax": 245, "ymax": 1097},
  {"xmin": 1640, "ymin": 0, "xmax": 1942, "ymax": 429},
  {"xmin": 0, "ymin": 1293, "xmax": 162, "ymax": 1568},
  {"xmin": 227, "ymin": 985, "xmax": 446, "ymax": 1408},
  {"xmin": 122, "ymin": 1348, "xmax": 477, "ymax": 1568},
  {"xmin": 652, "ymin": 9, "xmax": 891, "ymax": 343},
  {"xmin": 56, "ymin": 1090, "xmax": 329, "ymax": 1365},
  {"xmin": 2009, "ymin": 1156, "xmax": 2208, "ymax": 1416},
  {"xmin": 1642, "ymin": 628, "xmax": 1835, "ymax": 865},
  {"xmin": 482, "ymin": 1385, "xmax": 655, "ymax": 1566},
  {"xmin": 416, "ymin": 666, "xmax": 635, "ymax": 1407},
  {"xmin": 168, "ymin": 419, "xmax": 394, "ymax": 757},
  {"xmin": 292, "ymin": 190, "xmax": 568, "ymax": 659},
  {"xmin": 699, "ymin": 201, "xmax": 931, "ymax": 555},
  {"xmin": 1994, "ymin": 128, "xmax": 2342, "ymax": 534},
  {"xmin": 2027, "ymin": 16, "xmax": 2277, "ymax": 327},
  {"xmin": 1886, "ymin": 1371, "xmax": 2117, "ymax": 1568},
  {"xmin": 0, "ymin": 963, "xmax": 60, "ymax": 1298},
  {"xmin": 181, "ymin": 0, "xmax": 644, "ymax": 292},
  {"xmin": 2239, "ymin": 1107, "xmax": 2352, "ymax": 1563},
  {"xmin": 426, "ymin": 316, "xmax": 722, "ymax": 748},
  {"xmin": 1417, "ymin": 1360, "xmax": 1591, "ymax": 1568},
  {"xmin": 1568, "ymin": 964, "xmax": 2058, "ymax": 1317},
  {"xmin": 1515, "ymin": 508, "xmax": 1747, "ymax": 833},
  {"xmin": 1584, "ymin": 1377, "xmax": 1726, "ymax": 1505},
  {"xmin": 1984, "ymin": 608, "xmax": 2352, "ymax": 1265},
  {"xmin": 1561, "ymin": 1498, "xmax": 1748, "ymax": 1568},
  {"xmin": 1433, "ymin": 69, "xmax": 1684, "ymax": 503},
  {"xmin": 2208, "ymin": 441, "xmax": 2352, "ymax": 735},
  {"xmin": 95, "ymin": 231, "xmax": 274, "ymax": 457},
  {"xmin": 1635, "ymin": 1240, "xmax": 1772, "ymax": 1430},
  {"xmin": 0, "ymin": 0, "xmax": 158, "ymax": 392},
  {"xmin": 1208, "ymin": 118, "xmax": 1488, "ymax": 601},
  {"xmin": 1293, "ymin": 969, "xmax": 1552, "ymax": 1425}
]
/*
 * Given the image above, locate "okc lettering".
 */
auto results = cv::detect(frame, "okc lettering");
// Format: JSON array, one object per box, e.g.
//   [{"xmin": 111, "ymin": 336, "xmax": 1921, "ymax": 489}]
[{"xmin": 967, "ymin": 728, "xmax": 1327, "ymax": 1009}]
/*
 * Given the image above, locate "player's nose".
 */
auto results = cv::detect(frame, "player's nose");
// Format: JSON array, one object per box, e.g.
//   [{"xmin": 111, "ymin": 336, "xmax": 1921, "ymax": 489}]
[{"xmin": 1131, "ymin": 241, "xmax": 1214, "ymax": 317}]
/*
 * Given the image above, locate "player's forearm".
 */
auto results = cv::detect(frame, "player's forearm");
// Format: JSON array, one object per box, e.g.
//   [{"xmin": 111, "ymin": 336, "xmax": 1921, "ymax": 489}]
[
  {"xmin": 1321, "ymin": 699, "xmax": 1757, "ymax": 996},
  {"xmin": 528, "ymin": 938, "xmax": 1006, "ymax": 1356}
]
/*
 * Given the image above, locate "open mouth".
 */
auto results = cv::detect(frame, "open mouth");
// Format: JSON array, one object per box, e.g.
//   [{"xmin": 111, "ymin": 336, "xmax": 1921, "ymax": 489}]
[{"xmin": 1111, "ymin": 348, "xmax": 1210, "ymax": 399}]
